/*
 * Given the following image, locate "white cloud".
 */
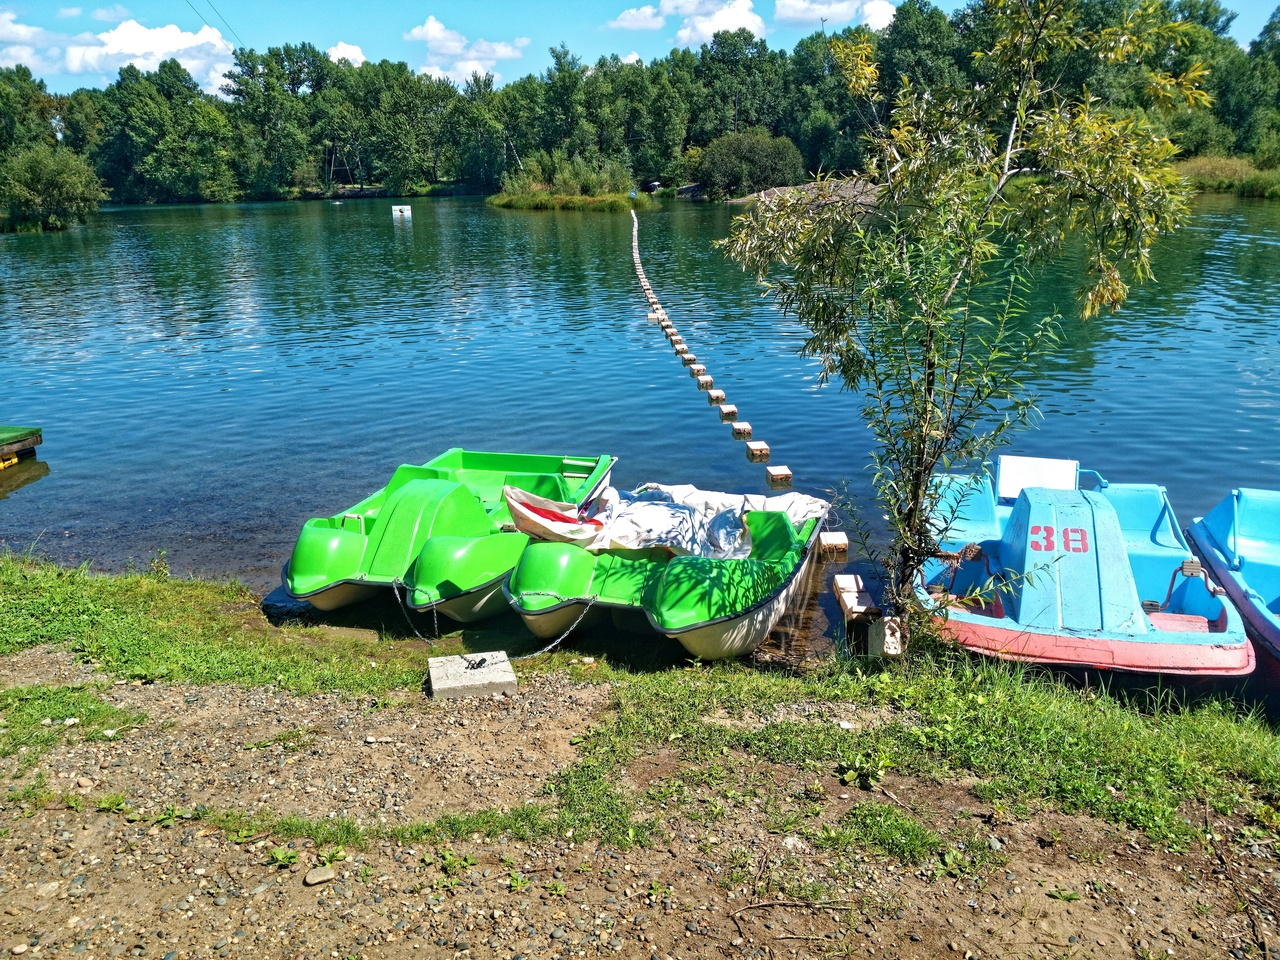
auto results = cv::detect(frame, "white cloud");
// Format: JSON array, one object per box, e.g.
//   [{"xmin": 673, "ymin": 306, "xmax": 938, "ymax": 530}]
[
  {"xmin": 774, "ymin": 0, "xmax": 862, "ymax": 22},
  {"xmin": 326, "ymin": 41, "xmax": 365, "ymax": 66},
  {"xmin": 860, "ymin": 0, "xmax": 894, "ymax": 29},
  {"xmin": 57, "ymin": 7, "xmax": 82, "ymax": 18},
  {"xmin": 65, "ymin": 19, "xmax": 231, "ymax": 92},
  {"xmin": 673, "ymin": 0, "xmax": 764, "ymax": 45},
  {"xmin": 622, "ymin": 50, "xmax": 642, "ymax": 63},
  {"xmin": 608, "ymin": 6, "xmax": 664, "ymax": 29},
  {"xmin": 92, "ymin": 4, "xmax": 129, "ymax": 22},
  {"xmin": 0, "ymin": 8, "xmax": 43, "ymax": 42},
  {"xmin": 404, "ymin": 15, "xmax": 529, "ymax": 83}
]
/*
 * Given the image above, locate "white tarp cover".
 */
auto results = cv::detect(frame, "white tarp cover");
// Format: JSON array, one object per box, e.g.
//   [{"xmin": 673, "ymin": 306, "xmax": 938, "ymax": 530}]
[{"xmin": 504, "ymin": 483, "xmax": 829, "ymax": 559}]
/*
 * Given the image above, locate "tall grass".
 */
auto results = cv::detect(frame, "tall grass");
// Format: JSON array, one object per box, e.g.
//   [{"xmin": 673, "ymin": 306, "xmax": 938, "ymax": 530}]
[{"xmin": 1174, "ymin": 155, "xmax": 1280, "ymax": 198}]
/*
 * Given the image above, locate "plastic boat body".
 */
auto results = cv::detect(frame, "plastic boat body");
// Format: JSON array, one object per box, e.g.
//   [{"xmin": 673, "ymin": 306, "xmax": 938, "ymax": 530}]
[
  {"xmin": 918, "ymin": 456, "xmax": 1253, "ymax": 676},
  {"xmin": 284, "ymin": 448, "xmax": 614, "ymax": 615},
  {"xmin": 1187, "ymin": 488, "xmax": 1280, "ymax": 657},
  {"xmin": 504, "ymin": 508, "xmax": 826, "ymax": 660}
]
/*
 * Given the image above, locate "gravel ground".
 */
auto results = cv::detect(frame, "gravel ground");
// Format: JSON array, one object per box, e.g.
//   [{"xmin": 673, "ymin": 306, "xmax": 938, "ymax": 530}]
[{"xmin": 2, "ymin": 646, "xmax": 1278, "ymax": 960}]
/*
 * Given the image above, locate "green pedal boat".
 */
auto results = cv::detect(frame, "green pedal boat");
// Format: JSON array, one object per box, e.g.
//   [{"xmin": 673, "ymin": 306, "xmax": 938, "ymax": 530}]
[
  {"xmin": 503, "ymin": 484, "xmax": 829, "ymax": 660},
  {"xmin": 284, "ymin": 448, "xmax": 615, "ymax": 617}
]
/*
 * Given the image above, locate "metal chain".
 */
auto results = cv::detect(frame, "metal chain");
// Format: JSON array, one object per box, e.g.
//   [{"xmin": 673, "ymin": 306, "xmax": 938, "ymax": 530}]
[
  {"xmin": 391, "ymin": 578, "xmax": 436, "ymax": 644},
  {"xmin": 509, "ymin": 591, "xmax": 598, "ymax": 660}
]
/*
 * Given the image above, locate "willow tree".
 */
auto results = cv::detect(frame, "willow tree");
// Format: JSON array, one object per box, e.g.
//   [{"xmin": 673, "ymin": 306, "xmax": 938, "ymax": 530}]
[{"xmin": 722, "ymin": 0, "xmax": 1208, "ymax": 632}]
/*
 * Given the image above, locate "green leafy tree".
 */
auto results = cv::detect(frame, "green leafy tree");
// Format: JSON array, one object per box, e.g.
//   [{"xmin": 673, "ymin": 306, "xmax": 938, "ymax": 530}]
[
  {"xmin": 0, "ymin": 143, "xmax": 107, "ymax": 230},
  {"xmin": 722, "ymin": 0, "xmax": 1207, "ymax": 631},
  {"xmin": 0, "ymin": 65, "xmax": 55, "ymax": 156},
  {"xmin": 371, "ymin": 72, "xmax": 457, "ymax": 191},
  {"xmin": 697, "ymin": 129, "xmax": 804, "ymax": 199}
]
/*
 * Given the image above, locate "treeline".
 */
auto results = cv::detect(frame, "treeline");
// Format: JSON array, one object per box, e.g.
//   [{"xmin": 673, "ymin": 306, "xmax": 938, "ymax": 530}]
[{"xmin": 2, "ymin": 0, "xmax": 1280, "ymax": 221}]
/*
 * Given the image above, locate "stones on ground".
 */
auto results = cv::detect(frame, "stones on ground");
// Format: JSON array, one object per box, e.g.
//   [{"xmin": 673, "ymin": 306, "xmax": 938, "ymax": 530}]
[{"xmin": 304, "ymin": 866, "xmax": 336, "ymax": 886}]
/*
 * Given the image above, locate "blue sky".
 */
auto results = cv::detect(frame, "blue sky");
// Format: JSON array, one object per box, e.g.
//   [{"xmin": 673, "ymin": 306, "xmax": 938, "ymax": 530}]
[{"xmin": 2, "ymin": 0, "xmax": 1274, "ymax": 95}]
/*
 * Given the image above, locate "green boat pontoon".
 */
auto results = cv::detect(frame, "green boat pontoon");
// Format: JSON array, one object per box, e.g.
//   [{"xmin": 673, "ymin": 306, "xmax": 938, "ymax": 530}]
[
  {"xmin": 283, "ymin": 448, "xmax": 615, "ymax": 617},
  {"xmin": 503, "ymin": 484, "xmax": 829, "ymax": 660}
]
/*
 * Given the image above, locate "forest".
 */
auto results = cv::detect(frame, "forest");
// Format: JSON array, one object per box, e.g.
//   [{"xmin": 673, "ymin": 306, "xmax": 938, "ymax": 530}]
[{"xmin": 1, "ymin": 0, "xmax": 1280, "ymax": 225}]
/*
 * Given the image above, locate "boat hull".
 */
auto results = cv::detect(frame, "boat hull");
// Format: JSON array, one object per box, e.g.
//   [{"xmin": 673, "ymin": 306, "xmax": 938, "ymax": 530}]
[{"xmin": 941, "ymin": 615, "xmax": 1256, "ymax": 676}]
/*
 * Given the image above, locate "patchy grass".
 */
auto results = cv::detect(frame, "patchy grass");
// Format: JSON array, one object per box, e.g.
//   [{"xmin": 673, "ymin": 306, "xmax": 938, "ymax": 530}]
[
  {"xmin": 0, "ymin": 684, "xmax": 144, "ymax": 771},
  {"xmin": 1174, "ymin": 156, "xmax": 1280, "ymax": 199},
  {"xmin": 487, "ymin": 192, "xmax": 655, "ymax": 212},
  {"xmin": 813, "ymin": 801, "xmax": 941, "ymax": 864},
  {"xmin": 0, "ymin": 554, "xmax": 438, "ymax": 693}
]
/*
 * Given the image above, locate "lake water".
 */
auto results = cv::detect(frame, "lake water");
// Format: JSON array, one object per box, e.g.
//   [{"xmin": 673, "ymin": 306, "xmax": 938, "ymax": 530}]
[{"xmin": 3, "ymin": 195, "xmax": 1279, "ymax": 652}]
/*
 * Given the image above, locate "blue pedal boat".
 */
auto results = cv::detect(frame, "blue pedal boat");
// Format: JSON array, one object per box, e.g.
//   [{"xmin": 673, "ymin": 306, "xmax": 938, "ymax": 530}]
[
  {"xmin": 1187, "ymin": 489, "xmax": 1280, "ymax": 658},
  {"xmin": 918, "ymin": 456, "xmax": 1254, "ymax": 676}
]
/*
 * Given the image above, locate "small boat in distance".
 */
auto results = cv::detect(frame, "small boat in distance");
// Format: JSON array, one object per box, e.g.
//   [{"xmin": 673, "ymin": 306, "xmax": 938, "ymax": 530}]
[
  {"xmin": 1187, "ymin": 488, "xmax": 1280, "ymax": 658},
  {"xmin": 284, "ymin": 448, "xmax": 615, "ymax": 615},
  {"xmin": 918, "ymin": 455, "xmax": 1253, "ymax": 676}
]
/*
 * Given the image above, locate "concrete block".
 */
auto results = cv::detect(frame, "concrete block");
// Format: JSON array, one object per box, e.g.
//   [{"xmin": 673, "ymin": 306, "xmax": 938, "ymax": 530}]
[
  {"xmin": 869, "ymin": 617, "xmax": 904, "ymax": 657},
  {"xmin": 706, "ymin": 389, "xmax": 726, "ymax": 404},
  {"xmin": 731, "ymin": 421, "xmax": 752, "ymax": 438},
  {"xmin": 689, "ymin": 363, "xmax": 707, "ymax": 377},
  {"xmin": 833, "ymin": 574, "xmax": 880, "ymax": 619},
  {"xmin": 428, "ymin": 651, "xmax": 517, "ymax": 700},
  {"xmin": 746, "ymin": 440, "xmax": 770, "ymax": 462},
  {"xmin": 765, "ymin": 465, "xmax": 791, "ymax": 487},
  {"xmin": 717, "ymin": 403, "xmax": 738, "ymax": 421},
  {"xmin": 819, "ymin": 531, "xmax": 849, "ymax": 557},
  {"xmin": 696, "ymin": 374, "xmax": 714, "ymax": 390}
]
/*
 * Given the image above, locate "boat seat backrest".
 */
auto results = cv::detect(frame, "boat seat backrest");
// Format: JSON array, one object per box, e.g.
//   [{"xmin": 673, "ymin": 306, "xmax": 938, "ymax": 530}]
[
  {"xmin": 932, "ymin": 473, "xmax": 999, "ymax": 544},
  {"xmin": 1237, "ymin": 489, "xmax": 1280, "ymax": 568},
  {"xmin": 1098, "ymin": 484, "xmax": 1188, "ymax": 597},
  {"xmin": 995, "ymin": 455, "xmax": 1078, "ymax": 503},
  {"xmin": 745, "ymin": 511, "xmax": 801, "ymax": 561}
]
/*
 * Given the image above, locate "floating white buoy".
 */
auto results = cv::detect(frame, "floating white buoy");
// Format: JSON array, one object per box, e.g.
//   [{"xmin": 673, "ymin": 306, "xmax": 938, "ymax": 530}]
[
  {"xmin": 765, "ymin": 465, "xmax": 792, "ymax": 488},
  {"xmin": 689, "ymin": 363, "xmax": 707, "ymax": 377},
  {"xmin": 680, "ymin": 353, "xmax": 698, "ymax": 365},
  {"xmin": 696, "ymin": 374, "xmax": 714, "ymax": 390},
  {"xmin": 819, "ymin": 532, "xmax": 849, "ymax": 557},
  {"xmin": 833, "ymin": 574, "xmax": 879, "ymax": 619},
  {"xmin": 392, "ymin": 204, "xmax": 411, "ymax": 218},
  {"xmin": 717, "ymin": 404, "xmax": 738, "ymax": 421},
  {"xmin": 646, "ymin": 312, "xmax": 659, "ymax": 322},
  {"xmin": 706, "ymin": 389, "xmax": 726, "ymax": 404},
  {"xmin": 731, "ymin": 421, "xmax": 752, "ymax": 438},
  {"xmin": 746, "ymin": 440, "xmax": 770, "ymax": 462},
  {"xmin": 674, "ymin": 344, "xmax": 689, "ymax": 355}
]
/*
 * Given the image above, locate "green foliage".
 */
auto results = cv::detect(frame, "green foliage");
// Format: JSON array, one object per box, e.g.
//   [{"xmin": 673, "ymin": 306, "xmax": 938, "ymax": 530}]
[
  {"xmin": 813, "ymin": 802, "xmax": 942, "ymax": 864},
  {"xmin": 0, "ymin": 684, "xmax": 143, "ymax": 769},
  {"xmin": 500, "ymin": 149, "xmax": 633, "ymax": 198},
  {"xmin": 267, "ymin": 847, "xmax": 298, "ymax": 867},
  {"xmin": 723, "ymin": 0, "xmax": 1202, "ymax": 621},
  {"xmin": 696, "ymin": 129, "xmax": 804, "ymax": 200},
  {"xmin": 0, "ymin": 143, "xmax": 107, "ymax": 231}
]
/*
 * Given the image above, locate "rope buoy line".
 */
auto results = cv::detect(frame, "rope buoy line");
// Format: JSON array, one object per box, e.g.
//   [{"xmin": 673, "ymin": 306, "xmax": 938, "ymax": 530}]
[{"xmin": 629, "ymin": 211, "xmax": 787, "ymax": 487}]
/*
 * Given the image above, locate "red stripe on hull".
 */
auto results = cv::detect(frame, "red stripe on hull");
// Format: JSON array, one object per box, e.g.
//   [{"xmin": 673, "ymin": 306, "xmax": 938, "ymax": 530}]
[{"xmin": 941, "ymin": 618, "xmax": 1255, "ymax": 676}]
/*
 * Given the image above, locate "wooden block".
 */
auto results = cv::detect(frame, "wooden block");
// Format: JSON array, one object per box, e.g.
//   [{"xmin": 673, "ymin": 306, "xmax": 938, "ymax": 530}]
[
  {"xmin": 681, "ymin": 352, "xmax": 698, "ymax": 365},
  {"xmin": 746, "ymin": 440, "xmax": 770, "ymax": 462},
  {"xmin": 688, "ymin": 363, "xmax": 706, "ymax": 376},
  {"xmin": 731, "ymin": 421, "xmax": 752, "ymax": 438},
  {"xmin": 869, "ymin": 617, "xmax": 904, "ymax": 657},
  {"xmin": 717, "ymin": 403, "xmax": 738, "ymax": 421},
  {"xmin": 833, "ymin": 574, "xmax": 879, "ymax": 619},
  {"xmin": 646, "ymin": 312, "xmax": 659, "ymax": 322},
  {"xmin": 696, "ymin": 374, "xmax": 714, "ymax": 390},
  {"xmin": 660, "ymin": 319, "xmax": 674, "ymax": 330},
  {"xmin": 674, "ymin": 343, "xmax": 689, "ymax": 355},
  {"xmin": 669, "ymin": 335, "xmax": 684, "ymax": 346},
  {"xmin": 819, "ymin": 531, "xmax": 849, "ymax": 557},
  {"xmin": 706, "ymin": 389, "xmax": 726, "ymax": 404},
  {"xmin": 765, "ymin": 465, "xmax": 791, "ymax": 487}
]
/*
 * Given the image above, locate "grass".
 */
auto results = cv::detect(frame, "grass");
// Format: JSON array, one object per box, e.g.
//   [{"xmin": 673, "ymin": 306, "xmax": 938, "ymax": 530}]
[
  {"xmin": 487, "ymin": 192, "xmax": 656, "ymax": 212},
  {"xmin": 0, "ymin": 684, "xmax": 144, "ymax": 772},
  {"xmin": 4, "ymin": 551, "xmax": 1280, "ymax": 865},
  {"xmin": 1174, "ymin": 156, "xmax": 1280, "ymax": 198}
]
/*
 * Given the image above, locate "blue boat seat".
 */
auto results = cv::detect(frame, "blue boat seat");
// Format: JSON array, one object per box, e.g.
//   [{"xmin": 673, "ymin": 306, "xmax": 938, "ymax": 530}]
[
  {"xmin": 1099, "ymin": 484, "xmax": 1189, "ymax": 599},
  {"xmin": 1236, "ymin": 488, "xmax": 1280, "ymax": 571}
]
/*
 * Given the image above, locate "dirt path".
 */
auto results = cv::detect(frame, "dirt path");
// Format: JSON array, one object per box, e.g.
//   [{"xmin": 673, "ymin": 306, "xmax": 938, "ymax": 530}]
[{"xmin": 2, "ymin": 647, "xmax": 1276, "ymax": 959}]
